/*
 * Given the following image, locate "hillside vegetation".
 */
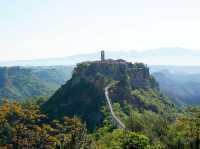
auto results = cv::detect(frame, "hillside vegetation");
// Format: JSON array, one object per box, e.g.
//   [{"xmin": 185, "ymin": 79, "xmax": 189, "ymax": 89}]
[
  {"xmin": 42, "ymin": 60, "xmax": 173, "ymax": 131},
  {"xmin": 0, "ymin": 66, "xmax": 73, "ymax": 101},
  {"xmin": 0, "ymin": 60, "xmax": 200, "ymax": 148}
]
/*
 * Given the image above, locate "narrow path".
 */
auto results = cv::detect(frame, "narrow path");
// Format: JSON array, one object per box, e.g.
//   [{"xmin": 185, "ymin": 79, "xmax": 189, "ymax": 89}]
[{"xmin": 105, "ymin": 84, "xmax": 126, "ymax": 129}]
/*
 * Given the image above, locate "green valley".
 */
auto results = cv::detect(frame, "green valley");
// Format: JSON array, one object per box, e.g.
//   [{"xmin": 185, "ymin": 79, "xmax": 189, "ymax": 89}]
[{"xmin": 0, "ymin": 66, "xmax": 73, "ymax": 101}]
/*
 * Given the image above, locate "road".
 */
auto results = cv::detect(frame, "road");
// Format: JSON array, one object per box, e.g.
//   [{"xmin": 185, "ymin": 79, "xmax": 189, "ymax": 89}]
[{"xmin": 105, "ymin": 84, "xmax": 126, "ymax": 129}]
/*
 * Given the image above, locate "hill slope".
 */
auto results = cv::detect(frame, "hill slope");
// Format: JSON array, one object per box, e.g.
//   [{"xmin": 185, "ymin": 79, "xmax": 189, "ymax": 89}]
[
  {"xmin": 0, "ymin": 66, "xmax": 73, "ymax": 100},
  {"xmin": 42, "ymin": 60, "xmax": 172, "ymax": 130},
  {"xmin": 153, "ymin": 71, "xmax": 200, "ymax": 106}
]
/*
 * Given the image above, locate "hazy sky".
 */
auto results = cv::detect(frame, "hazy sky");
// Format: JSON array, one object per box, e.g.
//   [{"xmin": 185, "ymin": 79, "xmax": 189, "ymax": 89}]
[{"xmin": 1, "ymin": 0, "xmax": 200, "ymax": 61}]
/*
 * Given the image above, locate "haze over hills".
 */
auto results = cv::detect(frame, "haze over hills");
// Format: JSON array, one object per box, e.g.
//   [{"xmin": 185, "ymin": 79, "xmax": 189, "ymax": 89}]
[
  {"xmin": 153, "ymin": 70, "xmax": 200, "ymax": 106},
  {"xmin": 1, "ymin": 47, "xmax": 200, "ymax": 66},
  {"xmin": 1, "ymin": 63, "xmax": 199, "ymax": 106},
  {"xmin": 0, "ymin": 66, "xmax": 73, "ymax": 101}
]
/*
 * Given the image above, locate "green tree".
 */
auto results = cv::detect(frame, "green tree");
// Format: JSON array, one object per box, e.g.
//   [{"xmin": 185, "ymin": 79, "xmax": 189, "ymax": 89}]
[
  {"xmin": 175, "ymin": 108, "xmax": 200, "ymax": 149},
  {"xmin": 0, "ymin": 100, "xmax": 92, "ymax": 149}
]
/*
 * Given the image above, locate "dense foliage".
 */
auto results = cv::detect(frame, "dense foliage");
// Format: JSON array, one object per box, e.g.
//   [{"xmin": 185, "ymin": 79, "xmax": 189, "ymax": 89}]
[
  {"xmin": 42, "ymin": 78, "xmax": 105, "ymax": 131},
  {"xmin": 0, "ymin": 100, "xmax": 92, "ymax": 149},
  {"xmin": 94, "ymin": 104, "xmax": 200, "ymax": 149},
  {"xmin": 0, "ymin": 99, "xmax": 200, "ymax": 149}
]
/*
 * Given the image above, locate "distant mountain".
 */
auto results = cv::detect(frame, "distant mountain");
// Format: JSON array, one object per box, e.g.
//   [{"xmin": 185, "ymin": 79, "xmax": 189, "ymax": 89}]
[
  {"xmin": 0, "ymin": 66, "xmax": 73, "ymax": 100},
  {"xmin": 1, "ymin": 47, "xmax": 200, "ymax": 66}
]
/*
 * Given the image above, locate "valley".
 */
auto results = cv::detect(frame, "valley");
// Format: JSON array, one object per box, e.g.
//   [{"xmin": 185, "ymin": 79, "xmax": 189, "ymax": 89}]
[
  {"xmin": 0, "ymin": 57, "xmax": 199, "ymax": 148},
  {"xmin": 1, "ymin": 0, "xmax": 200, "ymax": 148},
  {"xmin": 0, "ymin": 66, "xmax": 73, "ymax": 101}
]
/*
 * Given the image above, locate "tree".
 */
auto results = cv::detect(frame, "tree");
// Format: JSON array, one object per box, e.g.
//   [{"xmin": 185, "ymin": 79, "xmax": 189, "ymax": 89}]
[
  {"xmin": 0, "ymin": 100, "xmax": 93, "ymax": 149},
  {"xmin": 95, "ymin": 129, "xmax": 161, "ymax": 149},
  {"xmin": 176, "ymin": 108, "xmax": 200, "ymax": 149}
]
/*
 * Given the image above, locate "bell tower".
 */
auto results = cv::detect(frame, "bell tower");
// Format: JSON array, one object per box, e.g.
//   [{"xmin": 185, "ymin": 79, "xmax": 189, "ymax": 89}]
[{"xmin": 101, "ymin": 50, "xmax": 105, "ymax": 61}]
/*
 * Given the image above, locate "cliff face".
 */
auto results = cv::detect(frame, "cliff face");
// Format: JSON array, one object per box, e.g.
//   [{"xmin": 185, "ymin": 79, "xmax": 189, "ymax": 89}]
[
  {"xmin": 42, "ymin": 59, "xmax": 162, "ymax": 130},
  {"xmin": 73, "ymin": 60, "xmax": 157, "ymax": 89}
]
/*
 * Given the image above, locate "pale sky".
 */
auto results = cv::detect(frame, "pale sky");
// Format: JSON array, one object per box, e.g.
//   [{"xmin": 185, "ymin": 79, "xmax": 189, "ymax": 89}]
[{"xmin": 0, "ymin": 0, "xmax": 200, "ymax": 61}]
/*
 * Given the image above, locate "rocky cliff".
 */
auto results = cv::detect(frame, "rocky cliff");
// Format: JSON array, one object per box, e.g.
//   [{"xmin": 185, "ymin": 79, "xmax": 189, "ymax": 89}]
[{"xmin": 73, "ymin": 59, "xmax": 158, "ymax": 89}]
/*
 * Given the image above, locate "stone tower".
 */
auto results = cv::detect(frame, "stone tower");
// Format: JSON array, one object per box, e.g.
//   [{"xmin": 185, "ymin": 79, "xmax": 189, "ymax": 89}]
[{"xmin": 101, "ymin": 50, "xmax": 105, "ymax": 61}]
